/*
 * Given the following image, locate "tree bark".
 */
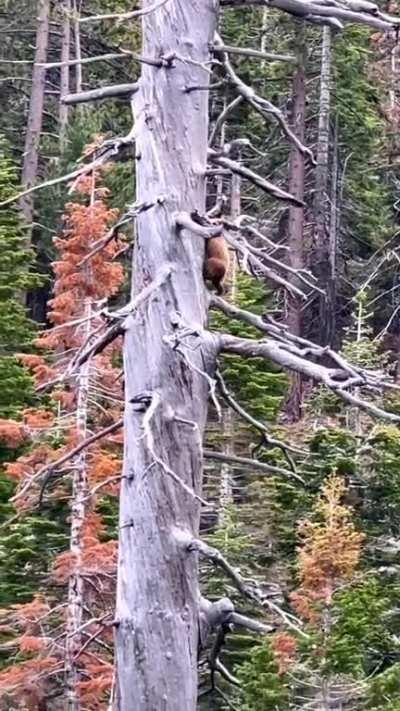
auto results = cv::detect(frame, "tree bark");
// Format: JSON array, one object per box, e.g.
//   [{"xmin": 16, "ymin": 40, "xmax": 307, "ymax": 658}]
[
  {"xmin": 284, "ymin": 24, "xmax": 306, "ymax": 422},
  {"xmin": 314, "ymin": 26, "xmax": 333, "ymax": 346},
  {"xmin": 59, "ymin": 0, "xmax": 71, "ymax": 149},
  {"xmin": 115, "ymin": 3, "xmax": 217, "ymax": 710},
  {"xmin": 20, "ymin": 0, "xmax": 50, "ymax": 231}
]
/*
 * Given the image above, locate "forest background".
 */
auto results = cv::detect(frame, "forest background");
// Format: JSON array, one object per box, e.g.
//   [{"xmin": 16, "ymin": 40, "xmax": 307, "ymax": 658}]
[{"xmin": 1, "ymin": 0, "xmax": 400, "ymax": 708}]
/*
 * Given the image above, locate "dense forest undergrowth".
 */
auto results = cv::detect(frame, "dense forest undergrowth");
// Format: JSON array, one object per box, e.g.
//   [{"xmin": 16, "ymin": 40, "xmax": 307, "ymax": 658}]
[{"xmin": 2, "ymin": 0, "xmax": 400, "ymax": 709}]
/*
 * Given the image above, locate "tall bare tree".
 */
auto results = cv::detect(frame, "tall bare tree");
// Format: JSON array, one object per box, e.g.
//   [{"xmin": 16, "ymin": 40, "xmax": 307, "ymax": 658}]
[{"xmin": 114, "ymin": 4, "xmax": 216, "ymax": 709}]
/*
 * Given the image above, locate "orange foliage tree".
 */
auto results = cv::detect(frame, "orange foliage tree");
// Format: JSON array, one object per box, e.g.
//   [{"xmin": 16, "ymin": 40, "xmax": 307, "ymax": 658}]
[
  {"xmin": 0, "ymin": 165, "xmax": 125, "ymax": 710},
  {"xmin": 271, "ymin": 475, "xmax": 364, "ymax": 684}
]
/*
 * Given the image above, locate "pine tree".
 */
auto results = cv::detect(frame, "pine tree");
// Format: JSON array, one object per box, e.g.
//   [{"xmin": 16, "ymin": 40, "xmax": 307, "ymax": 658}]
[{"xmin": 0, "ymin": 137, "xmax": 40, "ymax": 417}]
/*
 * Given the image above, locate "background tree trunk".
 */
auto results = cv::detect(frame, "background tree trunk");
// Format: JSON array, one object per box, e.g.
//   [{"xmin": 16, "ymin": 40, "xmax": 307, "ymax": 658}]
[
  {"xmin": 115, "ymin": 3, "xmax": 217, "ymax": 709},
  {"xmin": 59, "ymin": 0, "xmax": 71, "ymax": 149},
  {"xmin": 284, "ymin": 24, "xmax": 306, "ymax": 422},
  {"xmin": 218, "ymin": 170, "xmax": 240, "ymax": 525},
  {"xmin": 20, "ymin": 0, "xmax": 50, "ymax": 232}
]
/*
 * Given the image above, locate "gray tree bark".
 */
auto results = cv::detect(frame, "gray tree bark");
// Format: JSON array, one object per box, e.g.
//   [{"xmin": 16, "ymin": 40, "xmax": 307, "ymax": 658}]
[
  {"xmin": 20, "ymin": 0, "xmax": 50, "ymax": 230},
  {"xmin": 314, "ymin": 26, "xmax": 333, "ymax": 345},
  {"xmin": 114, "ymin": 2, "xmax": 218, "ymax": 709}
]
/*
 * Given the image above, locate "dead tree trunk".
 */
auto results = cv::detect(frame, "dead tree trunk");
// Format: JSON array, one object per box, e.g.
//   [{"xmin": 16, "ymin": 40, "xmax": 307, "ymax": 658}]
[
  {"xmin": 314, "ymin": 26, "xmax": 333, "ymax": 345},
  {"xmin": 329, "ymin": 118, "xmax": 339, "ymax": 347},
  {"xmin": 20, "ymin": 0, "xmax": 50, "ymax": 231},
  {"xmin": 115, "ymin": 3, "xmax": 217, "ymax": 710},
  {"xmin": 284, "ymin": 24, "xmax": 306, "ymax": 422}
]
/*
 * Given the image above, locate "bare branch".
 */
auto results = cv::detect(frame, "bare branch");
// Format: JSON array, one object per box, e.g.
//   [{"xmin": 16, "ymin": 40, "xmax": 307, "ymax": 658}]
[
  {"xmin": 228, "ymin": 611, "xmax": 274, "ymax": 635},
  {"xmin": 70, "ymin": 323, "xmax": 125, "ymax": 372},
  {"xmin": 12, "ymin": 419, "xmax": 124, "ymax": 504},
  {"xmin": 208, "ymin": 625, "xmax": 241, "ymax": 688},
  {"xmin": 228, "ymin": 231, "xmax": 322, "ymax": 294},
  {"xmin": 62, "ymin": 82, "xmax": 139, "ymax": 105},
  {"xmin": 214, "ymin": 35, "xmax": 315, "ymax": 163},
  {"xmin": 214, "ymin": 368, "xmax": 304, "ymax": 462},
  {"xmin": 208, "ymin": 149, "xmax": 305, "ymax": 206},
  {"xmin": 72, "ymin": 265, "xmax": 173, "ymax": 369},
  {"xmin": 175, "ymin": 212, "xmax": 223, "ymax": 238},
  {"xmin": 218, "ymin": 333, "xmax": 400, "ymax": 423},
  {"xmin": 142, "ymin": 393, "xmax": 210, "ymax": 506},
  {"xmin": 215, "ymin": 43, "xmax": 297, "ymax": 64},
  {"xmin": 209, "ymin": 96, "xmax": 244, "ymax": 146},
  {"xmin": 79, "ymin": 0, "xmax": 171, "ymax": 23},
  {"xmin": 40, "ymin": 51, "xmax": 165, "ymax": 70},
  {"xmin": 190, "ymin": 538, "xmax": 263, "ymax": 602},
  {"xmin": 223, "ymin": 230, "xmax": 308, "ymax": 298},
  {"xmin": 78, "ymin": 200, "xmax": 157, "ymax": 267},
  {"xmin": 203, "ymin": 449, "xmax": 305, "ymax": 484},
  {"xmin": 220, "ymin": 0, "xmax": 399, "ymax": 29},
  {"xmin": 0, "ymin": 134, "xmax": 134, "ymax": 209}
]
